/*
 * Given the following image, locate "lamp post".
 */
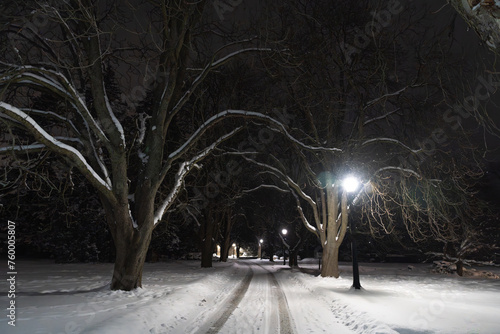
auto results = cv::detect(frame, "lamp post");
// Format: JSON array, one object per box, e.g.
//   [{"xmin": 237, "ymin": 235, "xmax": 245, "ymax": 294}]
[
  {"xmin": 232, "ymin": 243, "xmax": 237, "ymax": 258},
  {"xmin": 281, "ymin": 228, "xmax": 288, "ymax": 265},
  {"xmin": 342, "ymin": 175, "xmax": 362, "ymax": 290},
  {"xmin": 258, "ymin": 239, "xmax": 263, "ymax": 260}
]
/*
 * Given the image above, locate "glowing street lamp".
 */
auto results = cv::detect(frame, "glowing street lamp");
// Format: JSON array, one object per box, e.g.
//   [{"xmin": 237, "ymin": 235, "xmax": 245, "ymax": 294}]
[
  {"xmin": 342, "ymin": 175, "xmax": 360, "ymax": 193},
  {"xmin": 281, "ymin": 229, "xmax": 288, "ymax": 265},
  {"xmin": 341, "ymin": 175, "xmax": 362, "ymax": 290},
  {"xmin": 258, "ymin": 239, "xmax": 264, "ymax": 260}
]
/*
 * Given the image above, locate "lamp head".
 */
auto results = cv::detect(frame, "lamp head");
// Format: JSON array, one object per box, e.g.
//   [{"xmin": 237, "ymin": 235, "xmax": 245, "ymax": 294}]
[{"xmin": 342, "ymin": 175, "xmax": 360, "ymax": 193}]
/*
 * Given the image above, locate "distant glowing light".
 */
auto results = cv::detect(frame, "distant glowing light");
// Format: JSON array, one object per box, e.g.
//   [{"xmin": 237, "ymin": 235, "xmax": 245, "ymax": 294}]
[
  {"xmin": 342, "ymin": 176, "xmax": 360, "ymax": 193},
  {"xmin": 259, "ymin": 239, "xmax": 264, "ymax": 244},
  {"xmin": 282, "ymin": 229, "xmax": 288, "ymax": 235}
]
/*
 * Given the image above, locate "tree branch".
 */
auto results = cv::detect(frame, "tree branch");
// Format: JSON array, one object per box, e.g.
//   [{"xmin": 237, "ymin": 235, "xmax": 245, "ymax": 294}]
[{"xmin": 0, "ymin": 102, "xmax": 115, "ymax": 203}]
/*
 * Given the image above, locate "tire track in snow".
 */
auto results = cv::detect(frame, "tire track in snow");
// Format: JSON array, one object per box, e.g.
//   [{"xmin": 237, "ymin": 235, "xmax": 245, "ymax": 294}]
[
  {"xmin": 195, "ymin": 261, "xmax": 296, "ymax": 334},
  {"xmin": 193, "ymin": 263, "xmax": 254, "ymax": 334},
  {"xmin": 265, "ymin": 268, "xmax": 296, "ymax": 334},
  {"xmin": 220, "ymin": 261, "xmax": 296, "ymax": 334}
]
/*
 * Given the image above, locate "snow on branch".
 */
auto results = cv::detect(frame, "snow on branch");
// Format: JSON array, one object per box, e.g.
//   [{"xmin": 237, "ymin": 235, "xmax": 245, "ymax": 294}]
[
  {"xmin": 104, "ymin": 92, "xmax": 125, "ymax": 147},
  {"xmin": 0, "ymin": 102, "xmax": 113, "ymax": 197},
  {"xmin": 243, "ymin": 157, "xmax": 317, "ymax": 206},
  {"xmin": 291, "ymin": 188, "xmax": 320, "ymax": 235},
  {"xmin": 242, "ymin": 157, "xmax": 319, "ymax": 234},
  {"xmin": 1, "ymin": 64, "xmax": 110, "ymax": 146},
  {"xmin": 362, "ymin": 137, "xmax": 422, "ymax": 154},
  {"xmin": 374, "ymin": 166, "xmax": 423, "ymax": 179},
  {"xmin": 22, "ymin": 108, "xmax": 81, "ymax": 136},
  {"xmin": 0, "ymin": 144, "xmax": 46, "ymax": 153},
  {"xmin": 211, "ymin": 48, "xmax": 273, "ymax": 68},
  {"xmin": 169, "ymin": 48, "xmax": 273, "ymax": 118},
  {"xmin": 167, "ymin": 110, "xmax": 341, "ymax": 163},
  {"xmin": 154, "ymin": 127, "xmax": 243, "ymax": 225},
  {"xmin": 243, "ymin": 184, "xmax": 290, "ymax": 194},
  {"xmin": 363, "ymin": 108, "xmax": 400, "ymax": 126},
  {"xmin": 364, "ymin": 87, "xmax": 408, "ymax": 108}
]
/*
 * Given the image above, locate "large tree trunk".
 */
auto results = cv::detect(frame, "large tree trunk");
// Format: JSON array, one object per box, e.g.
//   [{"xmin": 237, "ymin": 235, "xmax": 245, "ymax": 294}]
[
  {"xmin": 319, "ymin": 186, "xmax": 348, "ymax": 278},
  {"xmin": 102, "ymin": 196, "xmax": 154, "ymax": 291},
  {"xmin": 111, "ymin": 228, "xmax": 153, "ymax": 290},
  {"xmin": 321, "ymin": 244, "xmax": 340, "ymax": 277}
]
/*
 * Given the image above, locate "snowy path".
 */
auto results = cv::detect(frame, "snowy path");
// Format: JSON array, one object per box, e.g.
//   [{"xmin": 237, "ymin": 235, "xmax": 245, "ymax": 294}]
[
  {"xmin": 216, "ymin": 262, "xmax": 294, "ymax": 334},
  {"xmin": 193, "ymin": 263, "xmax": 255, "ymax": 334},
  {"xmin": 1, "ymin": 259, "xmax": 500, "ymax": 333}
]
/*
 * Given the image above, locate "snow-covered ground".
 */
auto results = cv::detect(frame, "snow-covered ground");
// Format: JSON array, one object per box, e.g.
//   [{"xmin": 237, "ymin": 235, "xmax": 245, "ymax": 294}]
[{"xmin": 1, "ymin": 258, "xmax": 499, "ymax": 333}]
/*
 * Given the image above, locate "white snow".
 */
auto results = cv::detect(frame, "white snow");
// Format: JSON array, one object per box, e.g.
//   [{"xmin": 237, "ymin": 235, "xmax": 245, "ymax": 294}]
[
  {"xmin": 0, "ymin": 144, "xmax": 46, "ymax": 152},
  {"xmin": 0, "ymin": 102, "xmax": 112, "ymax": 191},
  {"xmin": 104, "ymin": 92, "xmax": 126, "ymax": 147},
  {"xmin": 5, "ymin": 64, "xmax": 110, "ymax": 144},
  {"xmin": 1, "ymin": 259, "xmax": 498, "ymax": 333},
  {"xmin": 137, "ymin": 113, "xmax": 150, "ymax": 145},
  {"xmin": 128, "ymin": 204, "xmax": 138, "ymax": 229},
  {"xmin": 362, "ymin": 137, "xmax": 422, "ymax": 154},
  {"xmin": 155, "ymin": 127, "xmax": 242, "ymax": 225},
  {"xmin": 137, "ymin": 150, "xmax": 149, "ymax": 164},
  {"xmin": 168, "ymin": 109, "xmax": 341, "ymax": 161}
]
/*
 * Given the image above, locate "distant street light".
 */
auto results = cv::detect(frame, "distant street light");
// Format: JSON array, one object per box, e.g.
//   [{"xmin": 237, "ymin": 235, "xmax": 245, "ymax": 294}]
[
  {"xmin": 281, "ymin": 229, "xmax": 288, "ymax": 265},
  {"xmin": 342, "ymin": 175, "xmax": 361, "ymax": 290},
  {"xmin": 232, "ymin": 243, "xmax": 237, "ymax": 258},
  {"xmin": 258, "ymin": 239, "xmax": 264, "ymax": 260}
]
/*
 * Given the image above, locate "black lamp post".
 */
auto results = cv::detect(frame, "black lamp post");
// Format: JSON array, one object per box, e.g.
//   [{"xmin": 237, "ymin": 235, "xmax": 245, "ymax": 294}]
[
  {"xmin": 350, "ymin": 218, "xmax": 361, "ymax": 289},
  {"xmin": 342, "ymin": 175, "xmax": 362, "ymax": 290},
  {"xmin": 281, "ymin": 229, "xmax": 287, "ymax": 265},
  {"xmin": 259, "ymin": 239, "xmax": 263, "ymax": 260}
]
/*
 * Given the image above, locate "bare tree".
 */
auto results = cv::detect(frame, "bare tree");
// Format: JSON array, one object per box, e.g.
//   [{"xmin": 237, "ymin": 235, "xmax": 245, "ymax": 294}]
[
  {"xmin": 0, "ymin": 0, "xmax": 276, "ymax": 290},
  {"xmin": 449, "ymin": 0, "xmax": 500, "ymax": 54},
  {"xmin": 236, "ymin": 0, "xmax": 498, "ymax": 279}
]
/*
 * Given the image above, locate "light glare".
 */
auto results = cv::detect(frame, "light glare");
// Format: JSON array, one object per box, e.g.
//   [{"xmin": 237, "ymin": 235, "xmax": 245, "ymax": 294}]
[
  {"xmin": 342, "ymin": 176, "xmax": 360, "ymax": 193},
  {"xmin": 282, "ymin": 229, "xmax": 288, "ymax": 235}
]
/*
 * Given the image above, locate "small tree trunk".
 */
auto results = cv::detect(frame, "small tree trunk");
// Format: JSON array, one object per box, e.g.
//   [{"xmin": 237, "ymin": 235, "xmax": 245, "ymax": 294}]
[
  {"xmin": 220, "ymin": 238, "xmax": 230, "ymax": 262},
  {"xmin": 200, "ymin": 226, "xmax": 214, "ymax": 267},
  {"xmin": 200, "ymin": 230, "xmax": 214, "ymax": 268},
  {"xmin": 289, "ymin": 250, "xmax": 298, "ymax": 267},
  {"xmin": 456, "ymin": 259, "xmax": 464, "ymax": 276},
  {"xmin": 268, "ymin": 243, "xmax": 275, "ymax": 262},
  {"xmin": 201, "ymin": 242, "xmax": 214, "ymax": 268},
  {"xmin": 219, "ymin": 213, "xmax": 232, "ymax": 262}
]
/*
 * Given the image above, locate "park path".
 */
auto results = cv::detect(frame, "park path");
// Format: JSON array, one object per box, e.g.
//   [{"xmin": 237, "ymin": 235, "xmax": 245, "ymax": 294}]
[{"xmin": 193, "ymin": 261, "xmax": 295, "ymax": 334}]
